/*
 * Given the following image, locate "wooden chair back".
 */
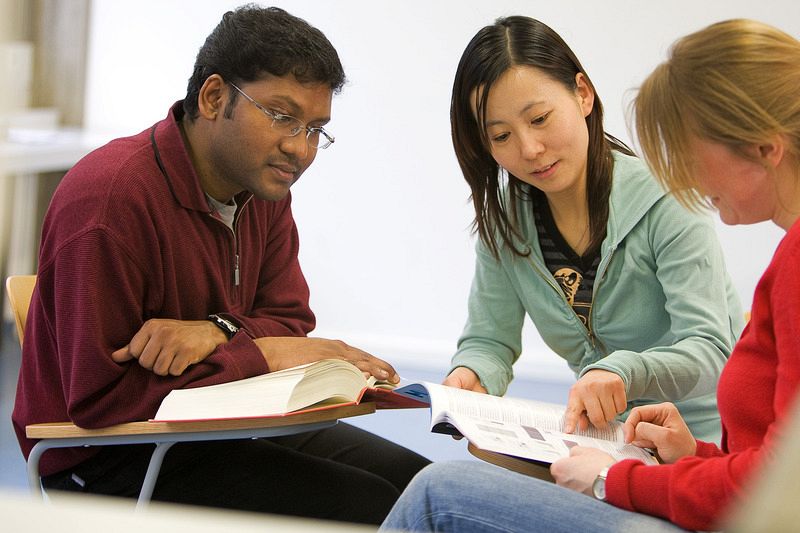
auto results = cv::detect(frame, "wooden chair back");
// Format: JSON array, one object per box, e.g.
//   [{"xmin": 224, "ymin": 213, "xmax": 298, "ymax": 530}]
[{"xmin": 6, "ymin": 275, "xmax": 36, "ymax": 348}]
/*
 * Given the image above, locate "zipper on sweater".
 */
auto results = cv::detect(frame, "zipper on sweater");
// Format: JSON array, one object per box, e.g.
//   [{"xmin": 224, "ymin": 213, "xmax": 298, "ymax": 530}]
[
  {"xmin": 525, "ymin": 255, "xmax": 596, "ymax": 348},
  {"xmin": 526, "ymin": 244, "xmax": 619, "ymax": 350},
  {"xmin": 208, "ymin": 195, "xmax": 252, "ymax": 295},
  {"xmin": 587, "ymin": 245, "xmax": 616, "ymax": 350},
  {"xmin": 208, "ymin": 215, "xmax": 240, "ymax": 291},
  {"xmin": 228, "ymin": 196, "xmax": 252, "ymax": 290}
]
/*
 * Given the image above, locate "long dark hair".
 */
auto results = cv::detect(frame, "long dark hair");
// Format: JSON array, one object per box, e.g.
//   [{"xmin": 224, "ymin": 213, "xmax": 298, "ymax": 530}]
[
  {"xmin": 183, "ymin": 4, "xmax": 346, "ymax": 120},
  {"xmin": 451, "ymin": 16, "xmax": 632, "ymax": 258}
]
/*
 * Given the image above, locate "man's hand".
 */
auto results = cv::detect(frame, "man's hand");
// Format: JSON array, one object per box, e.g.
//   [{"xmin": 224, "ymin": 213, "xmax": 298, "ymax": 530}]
[
  {"xmin": 111, "ymin": 319, "xmax": 228, "ymax": 376},
  {"xmin": 253, "ymin": 337, "xmax": 400, "ymax": 383},
  {"xmin": 623, "ymin": 402, "xmax": 696, "ymax": 463},
  {"xmin": 550, "ymin": 446, "xmax": 615, "ymax": 496},
  {"xmin": 442, "ymin": 367, "xmax": 487, "ymax": 393},
  {"xmin": 563, "ymin": 369, "xmax": 626, "ymax": 433}
]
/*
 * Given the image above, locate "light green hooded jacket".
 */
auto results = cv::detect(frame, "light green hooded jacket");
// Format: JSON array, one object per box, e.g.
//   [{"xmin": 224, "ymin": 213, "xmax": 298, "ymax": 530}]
[{"xmin": 451, "ymin": 152, "xmax": 744, "ymax": 443}]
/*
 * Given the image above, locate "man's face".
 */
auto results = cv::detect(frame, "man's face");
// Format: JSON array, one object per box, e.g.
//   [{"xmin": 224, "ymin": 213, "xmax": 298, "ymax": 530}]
[{"xmin": 206, "ymin": 74, "xmax": 333, "ymax": 202}]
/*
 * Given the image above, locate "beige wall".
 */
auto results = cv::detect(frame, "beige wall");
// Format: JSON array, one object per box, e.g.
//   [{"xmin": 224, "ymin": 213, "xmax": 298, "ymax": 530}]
[
  {"xmin": 0, "ymin": 0, "xmax": 89, "ymax": 124},
  {"xmin": 31, "ymin": 0, "xmax": 89, "ymax": 126},
  {"xmin": 0, "ymin": 0, "xmax": 31, "ymax": 40}
]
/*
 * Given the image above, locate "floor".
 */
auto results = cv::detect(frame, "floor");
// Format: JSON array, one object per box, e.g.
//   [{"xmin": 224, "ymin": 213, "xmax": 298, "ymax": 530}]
[
  {"xmin": 0, "ymin": 323, "xmax": 27, "ymax": 489},
  {"xmin": 0, "ymin": 322, "xmax": 570, "ymax": 492}
]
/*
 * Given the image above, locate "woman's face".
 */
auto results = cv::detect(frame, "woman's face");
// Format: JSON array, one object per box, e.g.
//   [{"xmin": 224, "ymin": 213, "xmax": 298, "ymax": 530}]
[
  {"xmin": 689, "ymin": 137, "xmax": 778, "ymax": 226},
  {"xmin": 479, "ymin": 66, "xmax": 594, "ymax": 200}
]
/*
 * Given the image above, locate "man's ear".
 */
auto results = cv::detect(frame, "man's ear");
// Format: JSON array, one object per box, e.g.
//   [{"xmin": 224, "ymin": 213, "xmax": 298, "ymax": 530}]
[{"xmin": 197, "ymin": 74, "xmax": 227, "ymax": 120}]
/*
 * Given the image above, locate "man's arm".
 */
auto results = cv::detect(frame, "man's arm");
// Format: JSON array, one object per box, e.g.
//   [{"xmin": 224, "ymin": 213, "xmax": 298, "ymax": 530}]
[{"xmin": 39, "ymin": 229, "xmax": 270, "ymax": 428}]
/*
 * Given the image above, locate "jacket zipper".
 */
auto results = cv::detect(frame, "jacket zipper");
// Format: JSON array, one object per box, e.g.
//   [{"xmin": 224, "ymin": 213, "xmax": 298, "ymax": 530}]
[
  {"xmin": 208, "ymin": 195, "xmax": 252, "ymax": 295},
  {"xmin": 527, "ymin": 244, "xmax": 616, "ymax": 350},
  {"xmin": 525, "ymin": 255, "xmax": 594, "ymax": 347},
  {"xmin": 587, "ymin": 245, "xmax": 616, "ymax": 350},
  {"xmin": 229, "ymin": 196, "xmax": 252, "ymax": 290}
]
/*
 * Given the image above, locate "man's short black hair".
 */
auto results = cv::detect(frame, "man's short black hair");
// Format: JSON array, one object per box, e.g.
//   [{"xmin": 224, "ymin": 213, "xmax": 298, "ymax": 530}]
[{"xmin": 183, "ymin": 4, "xmax": 346, "ymax": 119}]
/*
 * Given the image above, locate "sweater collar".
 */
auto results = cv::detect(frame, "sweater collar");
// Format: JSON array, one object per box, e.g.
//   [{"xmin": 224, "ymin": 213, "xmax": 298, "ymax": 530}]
[
  {"xmin": 604, "ymin": 151, "xmax": 665, "ymax": 250},
  {"xmin": 151, "ymin": 101, "xmax": 253, "ymax": 213},
  {"xmin": 511, "ymin": 151, "xmax": 665, "ymax": 260}
]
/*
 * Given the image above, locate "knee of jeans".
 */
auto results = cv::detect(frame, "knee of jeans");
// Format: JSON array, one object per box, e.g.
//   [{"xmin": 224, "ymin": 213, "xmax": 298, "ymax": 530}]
[{"xmin": 407, "ymin": 461, "xmax": 475, "ymax": 496}]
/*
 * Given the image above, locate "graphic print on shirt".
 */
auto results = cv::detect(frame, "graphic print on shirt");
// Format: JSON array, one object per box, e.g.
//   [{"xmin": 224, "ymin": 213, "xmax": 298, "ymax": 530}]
[
  {"xmin": 554, "ymin": 268, "xmax": 582, "ymax": 305},
  {"xmin": 553, "ymin": 267, "xmax": 590, "ymax": 328}
]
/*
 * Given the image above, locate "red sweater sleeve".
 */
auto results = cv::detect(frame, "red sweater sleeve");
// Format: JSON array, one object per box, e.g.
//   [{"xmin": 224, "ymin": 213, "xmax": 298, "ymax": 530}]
[
  {"xmin": 605, "ymin": 450, "xmax": 763, "ymax": 531},
  {"xmin": 694, "ymin": 439, "xmax": 726, "ymax": 458}
]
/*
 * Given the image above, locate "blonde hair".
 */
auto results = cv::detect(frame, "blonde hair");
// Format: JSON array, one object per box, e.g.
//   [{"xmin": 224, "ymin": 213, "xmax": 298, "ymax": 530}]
[{"xmin": 634, "ymin": 19, "xmax": 800, "ymax": 210}]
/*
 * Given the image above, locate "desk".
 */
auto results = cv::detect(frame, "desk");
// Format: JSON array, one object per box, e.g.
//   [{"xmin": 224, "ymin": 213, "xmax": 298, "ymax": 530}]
[
  {"xmin": 0, "ymin": 128, "xmax": 109, "ymax": 174},
  {"xmin": 26, "ymin": 402, "xmax": 376, "ymax": 511},
  {"xmin": 0, "ymin": 129, "xmax": 110, "ymax": 330}
]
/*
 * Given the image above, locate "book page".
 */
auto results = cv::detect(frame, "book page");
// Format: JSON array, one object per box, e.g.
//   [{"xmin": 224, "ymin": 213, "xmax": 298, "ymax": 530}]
[
  {"xmin": 154, "ymin": 372, "xmax": 305, "ymax": 421},
  {"xmin": 449, "ymin": 411, "xmax": 656, "ymax": 465}
]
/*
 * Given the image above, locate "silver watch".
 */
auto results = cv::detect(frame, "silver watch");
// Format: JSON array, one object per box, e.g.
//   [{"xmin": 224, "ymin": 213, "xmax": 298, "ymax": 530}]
[{"xmin": 592, "ymin": 466, "xmax": 611, "ymax": 501}]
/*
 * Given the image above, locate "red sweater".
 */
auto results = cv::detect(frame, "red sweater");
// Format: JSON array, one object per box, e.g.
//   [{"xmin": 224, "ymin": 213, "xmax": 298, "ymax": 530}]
[
  {"xmin": 12, "ymin": 102, "xmax": 316, "ymax": 475},
  {"xmin": 606, "ymin": 217, "xmax": 800, "ymax": 530}
]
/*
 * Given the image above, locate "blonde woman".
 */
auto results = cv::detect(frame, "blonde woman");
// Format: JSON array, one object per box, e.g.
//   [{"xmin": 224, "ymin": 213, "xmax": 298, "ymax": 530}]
[{"xmin": 382, "ymin": 18, "xmax": 800, "ymax": 533}]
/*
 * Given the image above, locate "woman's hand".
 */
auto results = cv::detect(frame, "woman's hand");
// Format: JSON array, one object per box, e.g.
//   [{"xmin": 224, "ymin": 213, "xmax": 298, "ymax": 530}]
[
  {"xmin": 442, "ymin": 366, "xmax": 487, "ymax": 393},
  {"xmin": 623, "ymin": 402, "xmax": 696, "ymax": 463},
  {"xmin": 563, "ymin": 369, "xmax": 627, "ymax": 433},
  {"xmin": 550, "ymin": 446, "xmax": 615, "ymax": 496}
]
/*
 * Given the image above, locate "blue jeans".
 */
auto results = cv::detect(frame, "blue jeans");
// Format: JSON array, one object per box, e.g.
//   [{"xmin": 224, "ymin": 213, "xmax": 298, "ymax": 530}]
[{"xmin": 381, "ymin": 461, "xmax": 690, "ymax": 533}]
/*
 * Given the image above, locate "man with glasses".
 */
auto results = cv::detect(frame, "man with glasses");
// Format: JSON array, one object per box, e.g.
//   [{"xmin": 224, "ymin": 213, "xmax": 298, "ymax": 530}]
[{"xmin": 12, "ymin": 5, "xmax": 429, "ymax": 525}]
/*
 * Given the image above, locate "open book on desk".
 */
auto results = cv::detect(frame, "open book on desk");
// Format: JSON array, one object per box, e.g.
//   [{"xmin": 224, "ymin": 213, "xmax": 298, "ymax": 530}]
[
  {"xmin": 152, "ymin": 359, "xmax": 427, "ymax": 422},
  {"xmin": 393, "ymin": 382, "xmax": 658, "ymax": 473}
]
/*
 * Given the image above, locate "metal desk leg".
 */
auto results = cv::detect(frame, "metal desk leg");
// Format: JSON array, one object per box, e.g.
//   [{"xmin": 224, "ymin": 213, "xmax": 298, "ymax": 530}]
[
  {"xmin": 26, "ymin": 439, "xmax": 49, "ymax": 498},
  {"xmin": 135, "ymin": 441, "xmax": 175, "ymax": 511},
  {"xmin": 26, "ymin": 438, "xmax": 174, "ymax": 509}
]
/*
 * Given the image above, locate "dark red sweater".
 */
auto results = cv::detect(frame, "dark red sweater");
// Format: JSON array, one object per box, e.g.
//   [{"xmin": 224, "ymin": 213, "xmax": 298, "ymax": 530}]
[
  {"xmin": 606, "ymin": 217, "xmax": 800, "ymax": 531},
  {"xmin": 12, "ymin": 102, "xmax": 316, "ymax": 475}
]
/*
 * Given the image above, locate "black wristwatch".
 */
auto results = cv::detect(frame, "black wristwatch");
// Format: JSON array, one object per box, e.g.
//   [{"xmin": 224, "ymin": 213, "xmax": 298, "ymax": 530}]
[
  {"xmin": 592, "ymin": 466, "xmax": 611, "ymax": 501},
  {"xmin": 207, "ymin": 314, "xmax": 239, "ymax": 340}
]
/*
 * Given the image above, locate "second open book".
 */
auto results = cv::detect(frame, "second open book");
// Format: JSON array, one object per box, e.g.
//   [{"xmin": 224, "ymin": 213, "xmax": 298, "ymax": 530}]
[{"xmin": 405, "ymin": 381, "xmax": 658, "ymax": 466}]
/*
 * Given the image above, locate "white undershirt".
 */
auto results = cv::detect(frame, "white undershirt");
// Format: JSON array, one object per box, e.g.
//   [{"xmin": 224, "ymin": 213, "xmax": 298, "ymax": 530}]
[{"xmin": 206, "ymin": 194, "xmax": 237, "ymax": 231}]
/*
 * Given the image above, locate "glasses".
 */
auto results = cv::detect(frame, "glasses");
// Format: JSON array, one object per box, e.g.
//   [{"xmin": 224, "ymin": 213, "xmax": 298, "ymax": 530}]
[{"xmin": 229, "ymin": 82, "xmax": 335, "ymax": 150}]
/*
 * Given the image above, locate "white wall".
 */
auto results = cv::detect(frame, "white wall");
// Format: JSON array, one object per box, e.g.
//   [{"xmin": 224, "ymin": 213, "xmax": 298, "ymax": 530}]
[{"xmin": 85, "ymin": 0, "xmax": 796, "ymax": 381}]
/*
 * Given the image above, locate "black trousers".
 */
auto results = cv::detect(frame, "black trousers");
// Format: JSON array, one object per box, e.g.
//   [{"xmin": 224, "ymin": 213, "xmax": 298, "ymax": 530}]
[{"xmin": 42, "ymin": 422, "xmax": 430, "ymax": 525}]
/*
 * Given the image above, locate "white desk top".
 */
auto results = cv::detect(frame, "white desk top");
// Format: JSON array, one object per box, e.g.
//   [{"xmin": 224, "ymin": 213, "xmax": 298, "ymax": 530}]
[{"xmin": 0, "ymin": 128, "xmax": 113, "ymax": 174}]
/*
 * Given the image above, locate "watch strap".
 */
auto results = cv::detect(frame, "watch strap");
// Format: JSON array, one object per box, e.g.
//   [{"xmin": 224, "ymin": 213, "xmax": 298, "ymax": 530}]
[{"xmin": 207, "ymin": 314, "xmax": 239, "ymax": 340}]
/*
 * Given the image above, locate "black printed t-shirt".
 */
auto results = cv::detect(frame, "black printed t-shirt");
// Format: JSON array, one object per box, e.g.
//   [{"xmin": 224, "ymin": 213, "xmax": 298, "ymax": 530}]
[{"xmin": 533, "ymin": 195, "xmax": 601, "ymax": 333}]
